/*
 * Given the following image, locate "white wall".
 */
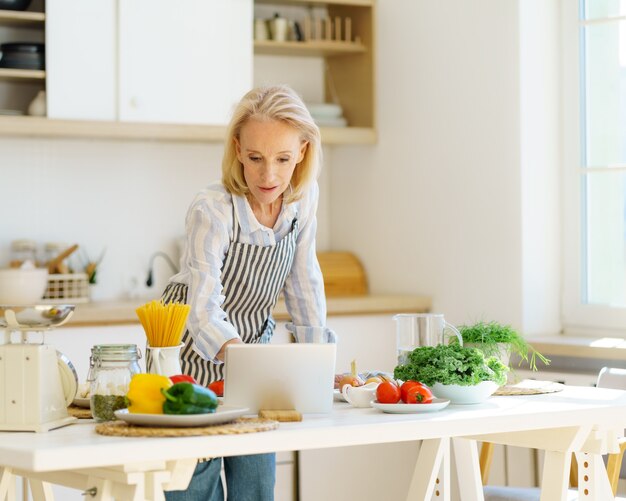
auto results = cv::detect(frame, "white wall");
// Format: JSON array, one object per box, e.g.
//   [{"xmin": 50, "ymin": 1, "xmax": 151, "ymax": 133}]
[
  {"xmin": 519, "ymin": 1, "xmax": 561, "ymax": 336},
  {"xmin": 0, "ymin": 136, "xmax": 330, "ymax": 300},
  {"xmin": 329, "ymin": 0, "xmax": 561, "ymax": 335}
]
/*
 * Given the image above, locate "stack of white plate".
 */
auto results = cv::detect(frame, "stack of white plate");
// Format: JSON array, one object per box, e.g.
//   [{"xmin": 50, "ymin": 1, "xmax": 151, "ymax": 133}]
[{"xmin": 307, "ymin": 102, "xmax": 347, "ymax": 127}]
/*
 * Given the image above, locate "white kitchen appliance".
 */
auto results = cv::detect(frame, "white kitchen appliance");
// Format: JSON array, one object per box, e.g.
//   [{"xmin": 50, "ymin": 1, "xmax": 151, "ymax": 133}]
[{"xmin": 0, "ymin": 304, "xmax": 78, "ymax": 432}]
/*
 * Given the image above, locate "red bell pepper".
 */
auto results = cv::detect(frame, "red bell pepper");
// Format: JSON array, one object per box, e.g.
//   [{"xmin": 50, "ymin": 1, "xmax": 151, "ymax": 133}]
[
  {"xmin": 169, "ymin": 374, "xmax": 197, "ymax": 385},
  {"xmin": 208, "ymin": 379, "xmax": 224, "ymax": 397}
]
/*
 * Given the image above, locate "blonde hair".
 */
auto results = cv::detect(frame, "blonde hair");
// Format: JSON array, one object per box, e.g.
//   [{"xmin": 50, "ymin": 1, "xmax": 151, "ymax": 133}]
[{"xmin": 222, "ymin": 85, "xmax": 322, "ymax": 203}]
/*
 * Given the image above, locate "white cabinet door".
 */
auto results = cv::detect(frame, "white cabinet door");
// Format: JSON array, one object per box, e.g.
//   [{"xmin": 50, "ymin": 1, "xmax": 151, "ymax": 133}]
[
  {"xmin": 46, "ymin": 0, "xmax": 117, "ymax": 120},
  {"xmin": 118, "ymin": 0, "xmax": 252, "ymax": 125}
]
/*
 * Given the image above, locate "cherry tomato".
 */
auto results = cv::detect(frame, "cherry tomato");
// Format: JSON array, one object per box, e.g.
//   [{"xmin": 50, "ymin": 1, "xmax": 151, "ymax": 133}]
[
  {"xmin": 208, "ymin": 380, "xmax": 224, "ymax": 397},
  {"xmin": 169, "ymin": 374, "xmax": 197, "ymax": 385},
  {"xmin": 376, "ymin": 380, "xmax": 401, "ymax": 404},
  {"xmin": 400, "ymin": 380, "xmax": 425, "ymax": 403},
  {"xmin": 405, "ymin": 385, "xmax": 433, "ymax": 404}
]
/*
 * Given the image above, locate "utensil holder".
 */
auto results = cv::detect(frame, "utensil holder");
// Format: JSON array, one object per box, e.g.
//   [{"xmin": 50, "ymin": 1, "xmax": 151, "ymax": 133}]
[{"xmin": 147, "ymin": 343, "xmax": 183, "ymax": 377}]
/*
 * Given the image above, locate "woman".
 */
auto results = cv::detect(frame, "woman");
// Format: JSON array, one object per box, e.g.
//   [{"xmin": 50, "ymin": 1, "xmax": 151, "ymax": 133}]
[{"xmin": 163, "ymin": 85, "xmax": 335, "ymax": 501}]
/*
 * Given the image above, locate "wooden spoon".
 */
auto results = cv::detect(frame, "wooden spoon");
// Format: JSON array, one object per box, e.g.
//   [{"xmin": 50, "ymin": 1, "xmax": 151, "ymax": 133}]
[{"xmin": 48, "ymin": 244, "xmax": 79, "ymax": 274}]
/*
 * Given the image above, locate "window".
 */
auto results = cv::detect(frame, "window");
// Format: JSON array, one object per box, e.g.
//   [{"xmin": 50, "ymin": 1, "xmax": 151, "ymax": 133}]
[{"xmin": 562, "ymin": 0, "xmax": 626, "ymax": 333}]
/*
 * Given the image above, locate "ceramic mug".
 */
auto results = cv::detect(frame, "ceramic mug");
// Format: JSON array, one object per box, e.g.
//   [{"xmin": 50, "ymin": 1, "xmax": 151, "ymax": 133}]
[
  {"xmin": 147, "ymin": 343, "xmax": 183, "ymax": 376},
  {"xmin": 341, "ymin": 382, "xmax": 378, "ymax": 408}
]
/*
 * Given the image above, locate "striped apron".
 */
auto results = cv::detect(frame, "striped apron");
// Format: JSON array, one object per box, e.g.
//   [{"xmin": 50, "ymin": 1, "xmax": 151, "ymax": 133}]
[{"xmin": 159, "ymin": 207, "xmax": 299, "ymax": 386}]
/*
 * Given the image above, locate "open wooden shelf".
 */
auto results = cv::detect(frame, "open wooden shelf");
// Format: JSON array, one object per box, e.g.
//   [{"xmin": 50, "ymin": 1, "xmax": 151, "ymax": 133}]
[
  {"xmin": 0, "ymin": 115, "xmax": 376, "ymax": 144},
  {"xmin": 254, "ymin": 40, "xmax": 366, "ymax": 57},
  {"xmin": 0, "ymin": 9, "xmax": 45, "ymax": 28},
  {"xmin": 0, "ymin": 68, "xmax": 45, "ymax": 82}
]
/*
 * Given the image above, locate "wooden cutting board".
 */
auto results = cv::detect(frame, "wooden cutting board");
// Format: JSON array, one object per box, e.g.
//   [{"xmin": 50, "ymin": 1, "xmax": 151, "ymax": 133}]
[{"xmin": 317, "ymin": 252, "xmax": 368, "ymax": 297}]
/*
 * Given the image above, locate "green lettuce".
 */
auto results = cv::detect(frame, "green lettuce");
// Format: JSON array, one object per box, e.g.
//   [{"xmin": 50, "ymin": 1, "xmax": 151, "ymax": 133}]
[{"xmin": 393, "ymin": 344, "xmax": 508, "ymax": 387}]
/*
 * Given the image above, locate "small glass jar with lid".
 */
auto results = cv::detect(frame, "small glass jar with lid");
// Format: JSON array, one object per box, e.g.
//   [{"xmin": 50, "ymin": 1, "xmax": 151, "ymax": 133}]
[
  {"xmin": 10, "ymin": 239, "xmax": 37, "ymax": 266},
  {"xmin": 88, "ymin": 344, "xmax": 142, "ymax": 422}
]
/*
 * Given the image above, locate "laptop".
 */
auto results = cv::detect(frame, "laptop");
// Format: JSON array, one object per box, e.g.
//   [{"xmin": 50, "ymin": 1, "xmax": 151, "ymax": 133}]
[{"xmin": 223, "ymin": 343, "xmax": 336, "ymax": 414}]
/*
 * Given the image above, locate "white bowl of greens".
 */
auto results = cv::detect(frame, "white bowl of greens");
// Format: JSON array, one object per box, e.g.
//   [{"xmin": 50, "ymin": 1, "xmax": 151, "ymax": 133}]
[
  {"xmin": 393, "ymin": 344, "xmax": 508, "ymax": 405},
  {"xmin": 431, "ymin": 381, "xmax": 499, "ymax": 404}
]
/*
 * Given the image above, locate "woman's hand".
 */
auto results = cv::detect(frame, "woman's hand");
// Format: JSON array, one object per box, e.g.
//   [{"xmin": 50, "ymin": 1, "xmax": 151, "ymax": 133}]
[{"xmin": 216, "ymin": 337, "xmax": 243, "ymax": 362}]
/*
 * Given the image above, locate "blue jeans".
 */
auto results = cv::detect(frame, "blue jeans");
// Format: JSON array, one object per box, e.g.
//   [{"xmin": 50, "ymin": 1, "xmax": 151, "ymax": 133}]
[{"xmin": 165, "ymin": 453, "xmax": 276, "ymax": 501}]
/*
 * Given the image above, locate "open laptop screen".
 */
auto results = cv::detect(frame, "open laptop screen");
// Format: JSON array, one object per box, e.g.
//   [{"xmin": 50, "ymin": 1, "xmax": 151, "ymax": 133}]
[{"xmin": 223, "ymin": 344, "xmax": 336, "ymax": 414}]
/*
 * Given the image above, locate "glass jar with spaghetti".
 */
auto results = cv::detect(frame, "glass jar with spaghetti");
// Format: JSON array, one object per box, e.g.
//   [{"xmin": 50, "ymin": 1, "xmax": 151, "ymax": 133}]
[{"xmin": 88, "ymin": 344, "xmax": 142, "ymax": 422}]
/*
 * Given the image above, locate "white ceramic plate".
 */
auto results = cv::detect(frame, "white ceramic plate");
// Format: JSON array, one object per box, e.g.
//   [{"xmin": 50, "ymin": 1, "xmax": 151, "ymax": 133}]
[
  {"xmin": 72, "ymin": 397, "xmax": 91, "ymax": 408},
  {"xmin": 371, "ymin": 398, "xmax": 450, "ymax": 414},
  {"xmin": 114, "ymin": 406, "xmax": 249, "ymax": 427}
]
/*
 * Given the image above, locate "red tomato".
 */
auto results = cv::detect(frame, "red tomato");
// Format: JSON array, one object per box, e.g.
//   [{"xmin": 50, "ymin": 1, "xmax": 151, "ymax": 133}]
[
  {"xmin": 376, "ymin": 380, "xmax": 401, "ymax": 404},
  {"xmin": 208, "ymin": 380, "xmax": 225, "ymax": 397},
  {"xmin": 169, "ymin": 374, "xmax": 197, "ymax": 385},
  {"xmin": 405, "ymin": 385, "xmax": 433, "ymax": 404},
  {"xmin": 400, "ymin": 380, "xmax": 425, "ymax": 403}
]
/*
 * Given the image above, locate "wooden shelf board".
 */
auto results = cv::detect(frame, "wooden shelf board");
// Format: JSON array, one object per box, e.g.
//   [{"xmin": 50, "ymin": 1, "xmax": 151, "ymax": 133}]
[
  {"xmin": 255, "ymin": 0, "xmax": 372, "ymax": 6},
  {"xmin": 0, "ymin": 68, "xmax": 45, "ymax": 82},
  {"xmin": 0, "ymin": 115, "xmax": 376, "ymax": 145},
  {"xmin": 320, "ymin": 126, "xmax": 376, "ymax": 145},
  {"xmin": 254, "ymin": 40, "xmax": 366, "ymax": 57},
  {"xmin": 0, "ymin": 9, "xmax": 45, "ymax": 27}
]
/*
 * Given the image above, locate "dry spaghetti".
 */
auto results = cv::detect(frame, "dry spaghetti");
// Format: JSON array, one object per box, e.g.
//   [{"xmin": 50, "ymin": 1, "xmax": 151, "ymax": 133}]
[{"xmin": 136, "ymin": 300, "xmax": 190, "ymax": 347}]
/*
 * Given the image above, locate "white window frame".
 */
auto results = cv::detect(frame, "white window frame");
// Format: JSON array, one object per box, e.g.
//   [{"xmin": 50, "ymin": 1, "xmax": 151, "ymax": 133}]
[{"xmin": 562, "ymin": 0, "xmax": 626, "ymax": 335}]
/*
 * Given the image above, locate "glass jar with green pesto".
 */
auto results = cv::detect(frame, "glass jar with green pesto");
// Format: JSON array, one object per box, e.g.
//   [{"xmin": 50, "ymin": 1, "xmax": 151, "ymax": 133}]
[{"xmin": 88, "ymin": 344, "xmax": 142, "ymax": 422}]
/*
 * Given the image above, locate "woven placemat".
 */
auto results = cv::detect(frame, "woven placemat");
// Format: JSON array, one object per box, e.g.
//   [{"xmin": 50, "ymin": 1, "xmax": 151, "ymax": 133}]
[
  {"xmin": 494, "ymin": 379, "xmax": 564, "ymax": 396},
  {"xmin": 67, "ymin": 405, "xmax": 93, "ymax": 419},
  {"xmin": 95, "ymin": 417, "xmax": 279, "ymax": 437}
]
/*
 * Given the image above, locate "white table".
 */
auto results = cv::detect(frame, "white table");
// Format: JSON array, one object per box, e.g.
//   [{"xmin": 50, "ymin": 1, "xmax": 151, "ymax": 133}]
[{"xmin": 1, "ymin": 385, "xmax": 625, "ymax": 501}]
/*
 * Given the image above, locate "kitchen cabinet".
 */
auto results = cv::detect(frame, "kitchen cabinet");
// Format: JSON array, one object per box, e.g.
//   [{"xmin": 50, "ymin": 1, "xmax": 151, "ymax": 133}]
[
  {"xmin": 45, "ymin": 0, "xmax": 116, "ymax": 121},
  {"xmin": 117, "ymin": 0, "xmax": 252, "ymax": 125},
  {"xmin": 46, "ymin": 0, "xmax": 252, "ymax": 125},
  {"xmin": 0, "ymin": 0, "xmax": 375, "ymax": 144}
]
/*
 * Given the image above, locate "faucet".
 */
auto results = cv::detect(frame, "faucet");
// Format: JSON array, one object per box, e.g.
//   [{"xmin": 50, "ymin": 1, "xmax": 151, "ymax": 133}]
[{"xmin": 145, "ymin": 251, "xmax": 179, "ymax": 287}]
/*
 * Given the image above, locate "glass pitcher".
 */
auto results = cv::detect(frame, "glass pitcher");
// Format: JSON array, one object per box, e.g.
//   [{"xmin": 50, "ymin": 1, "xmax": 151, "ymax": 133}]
[{"xmin": 394, "ymin": 313, "xmax": 463, "ymax": 366}]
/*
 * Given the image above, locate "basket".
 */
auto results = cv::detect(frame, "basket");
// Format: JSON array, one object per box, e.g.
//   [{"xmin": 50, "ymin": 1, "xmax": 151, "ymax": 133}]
[{"xmin": 43, "ymin": 273, "xmax": 90, "ymax": 304}]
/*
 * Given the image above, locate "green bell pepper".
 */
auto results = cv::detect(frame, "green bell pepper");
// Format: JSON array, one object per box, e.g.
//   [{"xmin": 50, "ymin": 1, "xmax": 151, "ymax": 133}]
[{"xmin": 161, "ymin": 382, "xmax": 218, "ymax": 415}]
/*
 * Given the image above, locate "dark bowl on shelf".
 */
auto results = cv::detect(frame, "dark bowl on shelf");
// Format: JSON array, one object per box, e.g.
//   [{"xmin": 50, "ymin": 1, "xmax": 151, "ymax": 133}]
[
  {"xmin": 0, "ymin": 42, "xmax": 45, "ymax": 70},
  {"xmin": 0, "ymin": 0, "xmax": 33, "ymax": 11}
]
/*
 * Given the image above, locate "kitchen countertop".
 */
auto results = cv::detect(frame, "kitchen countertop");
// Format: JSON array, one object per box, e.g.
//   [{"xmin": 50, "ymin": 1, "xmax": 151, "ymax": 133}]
[{"xmin": 66, "ymin": 295, "xmax": 432, "ymax": 327}]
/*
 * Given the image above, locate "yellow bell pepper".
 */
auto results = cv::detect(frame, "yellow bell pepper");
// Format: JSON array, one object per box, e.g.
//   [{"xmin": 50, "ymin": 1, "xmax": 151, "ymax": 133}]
[{"xmin": 126, "ymin": 373, "xmax": 172, "ymax": 414}]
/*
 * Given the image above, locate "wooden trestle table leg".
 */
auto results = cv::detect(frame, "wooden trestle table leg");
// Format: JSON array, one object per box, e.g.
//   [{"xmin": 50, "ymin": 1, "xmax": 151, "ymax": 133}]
[{"xmin": 406, "ymin": 437, "xmax": 451, "ymax": 501}]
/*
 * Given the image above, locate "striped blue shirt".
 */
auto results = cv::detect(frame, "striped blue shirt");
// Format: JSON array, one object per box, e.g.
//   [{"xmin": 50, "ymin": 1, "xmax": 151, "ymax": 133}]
[{"xmin": 169, "ymin": 180, "xmax": 330, "ymax": 362}]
